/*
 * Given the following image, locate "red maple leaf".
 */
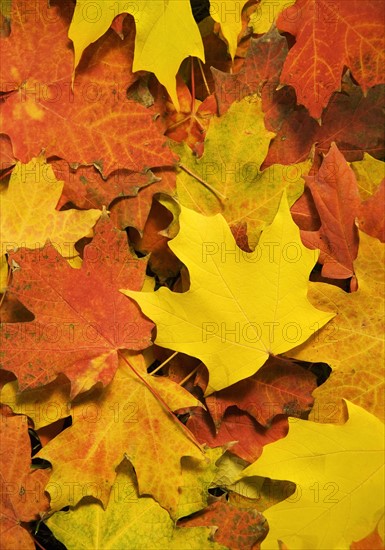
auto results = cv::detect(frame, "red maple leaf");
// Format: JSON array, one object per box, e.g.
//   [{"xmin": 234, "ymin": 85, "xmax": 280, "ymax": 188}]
[
  {"xmin": 277, "ymin": 0, "xmax": 385, "ymax": 118},
  {"xmin": 1, "ymin": 216, "xmax": 153, "ymax": 397}
]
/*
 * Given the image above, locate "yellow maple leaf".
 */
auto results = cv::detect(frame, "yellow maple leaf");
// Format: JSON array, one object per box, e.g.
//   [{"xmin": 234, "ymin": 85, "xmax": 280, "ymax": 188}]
[
  {"xmin": 68, "ymin": 0, "xmax": 205, "ymax": 108},
  {"xmin": 210, "ymin": 1, "xmax": 249, "ymax": 58},
  {"xmin": 237, "ymin": 400, "xmax": 385, "ymax": 550},
  {"xmin": 0, "ymin": 157, "xmax": 101, "ymax": 260},
  {"xmin": 122, "ymin": 192, "xmax": 334, "ymax": 394}
]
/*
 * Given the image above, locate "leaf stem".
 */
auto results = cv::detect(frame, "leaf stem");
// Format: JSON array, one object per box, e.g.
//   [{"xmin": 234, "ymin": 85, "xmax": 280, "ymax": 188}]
[
  {"xmin": 197, "ymin": 58, "xmax": 211, "ymax": 97},
  {"xmin": 191, "ymin": 56, "xmax": 196, "ymax": 114},
  {"xmin": 179, "ymin": 163, "xmax": 227, "ymax": 203},
  {"xmin": 150, "ymin": 351, "xmax": 178, "ymax": 375},
  {"xmin": 179, "ymin": 365, "xmax": 200, "ymax": 387},
  {"xmin": 119, "ymin": 351, "xmax": 203, "ymax": 451}
]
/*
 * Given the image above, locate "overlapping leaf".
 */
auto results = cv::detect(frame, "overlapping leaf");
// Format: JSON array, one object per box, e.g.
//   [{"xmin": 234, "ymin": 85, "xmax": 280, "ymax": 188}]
[
  {"xmin": 210, "ymin": 1, "xmax": 249, "ymax": 59},
  {"xmin": 0, "ymin": 415, "xmax": 50, "ymax": 550},
  {"xmin": 123, "ymin": 194, "xmax": 334, "ymax": 394},
  {"xmin": 206, "ymin": 358, "xmax": 317, "ymax": 427},
  {"xmin": 238, "ymin": 401, "xmax": 385, "ymax": 549},
  {"xmin": 0, "ymin": 157, "xmax": 101, "ymax": 260},
  {"xmin": 212, "ymin": 26, "xmax": 288, "ymax": 115},
  {"xmin": 1, "ymin": 216, "xmax": 153, "ymax": 396},
  {"xmin": 1, "ymin": 0, "xmax": 175, "ymax": 176},
  {"xmin": 179, "ymin": 499, "xmax": 267, "ymax": 550},
  {"xmin": 68, "ymin": 0, "xmax": 205, "ymax": 108},
  {"xmin": 300, "ymin": 143, "xmax": 360, "ymax": 279},
  {"xmin": 187, "ymin": 408, "xmax": 289, "ymax": 464},
  {"xmin": 46, "ymin": 460, "xmax": 224, "ymax": 550},
  {"xmin": 37, "ymin": 358, "xmax": 205, "ymax": 517},
  {"xmin": 289, "ymin": 231, "xmax": 385, "ymax": 421},
  {"xmin": 277, "ymin": 0, "xmax": 385, "ymax": 118},
  {"xmin": 0, "ymin": 378, "xmax": 71, "ymax": 430},
  {"xmin": 174, "ymin": 95, "xmax": 311, "ymax": 247}
]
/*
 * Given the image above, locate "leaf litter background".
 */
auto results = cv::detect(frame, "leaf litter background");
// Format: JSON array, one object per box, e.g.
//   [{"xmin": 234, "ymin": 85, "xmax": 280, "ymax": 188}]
[{"xmin": 0, "ymin": 1, "xmax": 384, "ymax": 549}]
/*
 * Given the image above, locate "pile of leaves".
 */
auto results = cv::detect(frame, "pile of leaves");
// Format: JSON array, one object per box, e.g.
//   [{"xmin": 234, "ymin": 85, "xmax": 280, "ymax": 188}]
[{"xmin": 0, "ymin": 1, "xmax": 384, "ymax": 549}]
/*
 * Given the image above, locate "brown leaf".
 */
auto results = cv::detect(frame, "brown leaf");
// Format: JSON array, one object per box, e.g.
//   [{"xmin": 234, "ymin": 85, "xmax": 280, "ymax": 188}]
[{"xmin": 300, "ymin": 143, "xmax": 360, "ymax": 279}]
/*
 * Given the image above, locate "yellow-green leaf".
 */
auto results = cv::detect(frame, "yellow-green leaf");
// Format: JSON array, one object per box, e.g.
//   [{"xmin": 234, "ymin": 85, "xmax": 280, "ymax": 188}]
[
  {"xmin": 175, "ymin": 96, "xmax": 310, "ymax": 246},
  {"xmin": 178, "ymin": 447, "xmax": 225, "ymax": 519},
  {"xmin": 350, "ymin": 153, "xmax": 385, "ymax": 201},
  {"xmin": 122, "ymin": 192, "xmax": 334, "ymax": 395},
  {"xmin": 237, "ymin": 400, "xmax": 385, "ymax": 550},
  {"xmin": 46, "ymin": 460, "xmax": 225, "ymax": 550},
  {"xmin": 69, "ymin": 0, "xmax": 205, "ymax": 108}
]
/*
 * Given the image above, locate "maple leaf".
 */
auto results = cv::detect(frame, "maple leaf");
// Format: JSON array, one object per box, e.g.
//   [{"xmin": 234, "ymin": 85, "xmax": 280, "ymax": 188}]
[
  {"xmin": 1, "ymin": 0, "xmax": 175, "ymax": 176},
  {"xmin": 0, "ymin": 378, "xmax": 71, "ymax": 430},
  {"xmin": 238, "ymin": 400, "xmax": 385, "ymax": 550},
  {"xmin": 249, "ymin": 0, "xmax": 296, "ymax": 34},
  {"xmin": 300, "ymin": 142, "xmax": 360, "ymax": 279},
  {"xmin": 351, "ymin": 154, "xmax": 385, "ymax": 242},
  {"xmin": 179, "ymin": 499, "xmax": 267, "ymax": 550},
  {"xmin": 164, "ymin": 76, "xmax": 216, "ymax": 150},
  {"xmin": 210, "ymin": 1, "xmax": 249, "ymax": 59},
  {"xmin": 109, "ymin": 167, "xmax": 176, "ymax": 233},
  {"xmin": 128, "ymin": 198, "xmax": 182, "ymax": 282},
  {"xmin": 314, "ymin": 77, "xmax": 385, "ymax": 161},
  {"xmin": 174, "ymin": 95, "xmax": 311, "ymax": 246},
  {"xmin": 206, "ymin": 357, "xmax": 317, "ymax": 428},
  {"xmin": 0, "ymin": 415, "xmax": 50, "ymax": 550},
  {"xmin": 178, "ymin": 446, "xmax": 226, "ymax": 519},
  {"xmin": 277, "ymin": 0, "xmax": 385, "ymax": 119},
  {"xmin": 262, "ymin": 76, "xmax": 385, "ymax": 169},
  {"xmin": 68, "ymin": 0, "xmax": 205, "ymax": 109},
  {"xmin": 0, "ymin": 157, "xmax": 101, "ymax": 260},
  {"xmin": 289, "ymin": 230, "xmax": 385, "ymax": 422},
  {"xmin": 45, "ymin": 460, "xmax": 225, "ymax": 550},
  {"xmin": 0, "ymin": 215, "xmax": 153, "ymax": 396},
  {"xmin": 37, "ymin": 356, "xmax": 205, "ymax": 517},
  {"xmin": 187, "ymin": 408, "xmax": 289, "ymax": 464},
  {"xmin": 212, "ymin": 26, "xmax": 288, "ymax": 115},
  {"xmin": 52, "ymin": 159, "xmax": 159, "ymax": 211},
  {"xmin": 122, "ymin": 193, "xmax": 334, "ymax": 394}
]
